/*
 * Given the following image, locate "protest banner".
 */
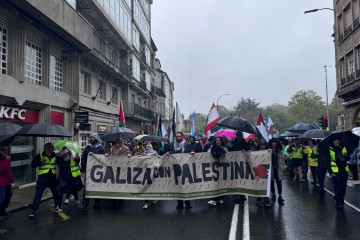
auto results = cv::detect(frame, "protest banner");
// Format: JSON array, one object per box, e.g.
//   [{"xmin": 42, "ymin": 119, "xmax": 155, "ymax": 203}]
[{"xmin": 85, "ymin": 150, "xmax": 271, "ymax": 200}]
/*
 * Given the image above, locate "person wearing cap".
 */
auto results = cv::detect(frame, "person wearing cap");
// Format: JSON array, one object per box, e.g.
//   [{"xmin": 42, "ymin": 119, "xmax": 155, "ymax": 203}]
[
  {"xmin": 79, "ymin": 133, "xmax": 105, "ymax": 211},
  {"xmin": 56, "ymin": 147, "xmax": 82, "ymax": 206},
  {"xmin": 326, "ymin": 136, "xmax": 350, "ymax": 209},
  {"xmin": 29, "ymin": 143, "xmax": 62, "ymax": 218}
]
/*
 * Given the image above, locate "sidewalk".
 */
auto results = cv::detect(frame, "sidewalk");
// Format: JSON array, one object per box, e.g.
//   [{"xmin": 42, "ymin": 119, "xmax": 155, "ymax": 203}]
[{"xmin": 7, "ymin": 183, "xmax": 53, "ymax": 212}]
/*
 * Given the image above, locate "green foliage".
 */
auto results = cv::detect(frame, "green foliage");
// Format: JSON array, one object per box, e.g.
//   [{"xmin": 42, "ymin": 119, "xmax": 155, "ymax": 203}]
[
  {"xmin": 232, "ymin": 98, "xmax": 260, "ymax": 123},
  {"xmin": 261, "ymin": 104, "xmax": 290, "ymax": 132}
]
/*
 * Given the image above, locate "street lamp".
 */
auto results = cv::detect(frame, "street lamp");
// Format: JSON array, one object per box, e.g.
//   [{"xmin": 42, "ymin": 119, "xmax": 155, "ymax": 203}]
[
  {"xmin": 217, "ymin": 94, "xmax": 230, "ymax": 107},
  {"xmin": 304, "ymin": 7, "xmax": 333, "ymax": 131}
]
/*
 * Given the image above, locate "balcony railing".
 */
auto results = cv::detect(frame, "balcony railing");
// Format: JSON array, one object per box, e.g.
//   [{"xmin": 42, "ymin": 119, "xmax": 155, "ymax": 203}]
[
  {"xmin": 344, "ymin": 25, "xmax": 353, "ymax": 38},
  {"xmin": 133, "ymin": 103, "xmax": 157, "ymax": 120},
  {"xmin": 93, "ymin": 33, "xmax": 132, "ymax": 78},
  {"xmin": 341, "ymin": 78, "xmax": 346, "ymax": 86},
  {"xmin": 140, "ymin": 50, "xmax": 147, "ymax": 65},
  {"xmin": 354, "ymin": 17, "xmax": 360, "ymax": 30},
  {"xmin": 339, "ymin": 33, "xmax": 344, "ymax": 43},
  {"xmin": 347, "ymin": 72, "xmax": 355, "ymax": 84},
  {"xmin": 156, "ymin": 87, "xmax": 166, "ymax": 97},
  {"xmin": 140, "ymin": 78, "xmax": 147, "ymax": 91}
]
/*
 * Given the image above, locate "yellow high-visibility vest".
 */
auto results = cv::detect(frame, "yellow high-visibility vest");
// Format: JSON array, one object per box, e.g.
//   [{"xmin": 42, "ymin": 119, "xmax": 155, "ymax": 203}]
[
  {"xmin": 70, "ymin": 157, "xmax": 81, "ymax": 177},
  {"xmin": 329, "ymin": 146, "xmax": 349, "ymax": 173},
  {"xmin": 39, "ymin": 152, "xmax": 56, "ymax": 175}
]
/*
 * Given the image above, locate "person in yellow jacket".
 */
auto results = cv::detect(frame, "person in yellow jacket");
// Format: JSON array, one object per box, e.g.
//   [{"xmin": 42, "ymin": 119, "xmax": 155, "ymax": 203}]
[
  {"xmin": 326, "ymin": 136, "xmax": 349, "ymax": 209},
  {"xmin": 29, "ymin": 143, "xmax": 62, "ymax": 218},
  {"xmin": 287, "ymin": 138, "xmax": 305, "ymax": 182},
  {"xmin": 303, "ymin": 140, "xmax": 318, "ymax": 184}
]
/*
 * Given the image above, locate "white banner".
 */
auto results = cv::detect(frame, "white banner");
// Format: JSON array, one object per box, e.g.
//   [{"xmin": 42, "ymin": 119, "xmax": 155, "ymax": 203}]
[{"xmin": 85, "ymin": 150, "xmax": 271, "ymax": 200}]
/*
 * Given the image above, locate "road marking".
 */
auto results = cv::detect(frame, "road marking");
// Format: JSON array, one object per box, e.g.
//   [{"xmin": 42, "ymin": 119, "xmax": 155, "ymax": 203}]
[
  {"xmin": 242, "ymin": 201, "xmax": 250, "ymax": 240},
  {"xmin": 324, "ymin": 188, "xmax": 360, "ymax": 213},
  {"xmin": 58, "ymin": 212, "xmax": 70, "ymax": 220},
  {"xmin": 228, "ymin": 204, "xmax": 240, "ymax": 240}
]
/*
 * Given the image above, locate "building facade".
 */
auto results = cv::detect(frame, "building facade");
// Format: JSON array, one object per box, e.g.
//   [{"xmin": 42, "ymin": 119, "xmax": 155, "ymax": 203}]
[
  {"xmin": 334, "ymin": 0, "xmax": 360, "ymax": 129},
  {"xmin": 0, "ymin": 0, "xmax": 174, "ymax": 185}
]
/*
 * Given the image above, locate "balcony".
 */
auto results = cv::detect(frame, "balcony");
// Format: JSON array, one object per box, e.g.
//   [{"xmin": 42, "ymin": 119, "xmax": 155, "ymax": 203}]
[
  {"xmin": 156, "ymin": 87, "xmax": 166, "ymax": 97},
  {"xmin": 338, "ymin": 33, "xmax": 344, "ymax": 43},
  {"xmin": 354, "ymin": 17, "xmax": 360, "ymax": 30},
  {"xmin": 140, "ymin": 78, "xmax": 148, "ymax": 91},
  {"xmin": 344, "ymin": 25, "xmax": 353, "ymax": 38},
  {"xmin": 341, "ymin": 78, "xmax": 346, "ymax": 86},
  {"xmin": 347, "ymin": 72, "xmax": 355, "ymax": 84},
  {"xmin": 93, "ymin": 33, "xmax": 132, "ymax": 78},
  {"xmin": 133, "ymin": 103, "xmax": 157, "ymax": 120}
]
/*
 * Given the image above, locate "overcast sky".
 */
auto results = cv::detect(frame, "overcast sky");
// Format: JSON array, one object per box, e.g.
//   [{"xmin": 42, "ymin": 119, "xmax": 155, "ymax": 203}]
[{"xmin": 151, "ymin": 0, "xmax": 336, "ymax": 118}]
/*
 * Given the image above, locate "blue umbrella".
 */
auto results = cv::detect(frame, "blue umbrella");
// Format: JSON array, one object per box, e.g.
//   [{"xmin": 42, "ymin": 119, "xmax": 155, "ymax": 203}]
[{"xmin": 288, "ymin": 123, "xmax": 318, "ymax": 134}]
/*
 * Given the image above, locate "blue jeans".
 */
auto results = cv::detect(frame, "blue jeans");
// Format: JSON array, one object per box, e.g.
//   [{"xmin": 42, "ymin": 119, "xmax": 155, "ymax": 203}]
[
  {"xmin": 315, "ymin": 166, "xmax": 327, "ymax": 190},
  {"xmin": 31, "ymin": 175, "xmax": 60, "ymax": 214},
  {"xmin": 0, "ymin": 184, "xmax": 13, "ymax": 214},
  {"xmin": 332, "ymin": 172, "xmax": 348, "ymax": 205}
]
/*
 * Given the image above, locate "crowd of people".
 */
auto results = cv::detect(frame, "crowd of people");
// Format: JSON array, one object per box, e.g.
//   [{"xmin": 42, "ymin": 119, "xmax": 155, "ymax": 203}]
[{"xmin": 0, "ymin": 130, "xmax": 358, "ymax": 218}]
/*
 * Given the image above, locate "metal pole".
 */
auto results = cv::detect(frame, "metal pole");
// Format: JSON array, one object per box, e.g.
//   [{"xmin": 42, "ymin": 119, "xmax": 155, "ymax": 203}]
[
  {"xmin": 216, "ymin": 94, "xmax": 230, "ymax": 107},
  {"xmin": 324, "ymin": 65, "xmax": 330, "ymax": 131}
]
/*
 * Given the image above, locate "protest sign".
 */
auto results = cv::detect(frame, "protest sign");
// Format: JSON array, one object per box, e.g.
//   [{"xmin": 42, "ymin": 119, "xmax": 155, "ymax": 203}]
[{"xmin": 85, "ymin": 150, "xmax": 271, "ymax": 200}]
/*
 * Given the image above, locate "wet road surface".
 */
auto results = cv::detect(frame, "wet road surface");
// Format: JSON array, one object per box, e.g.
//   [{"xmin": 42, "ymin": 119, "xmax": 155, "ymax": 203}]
[{"xmin": 1, "ymin": 175, "xmax": 360, "ymax": 240}]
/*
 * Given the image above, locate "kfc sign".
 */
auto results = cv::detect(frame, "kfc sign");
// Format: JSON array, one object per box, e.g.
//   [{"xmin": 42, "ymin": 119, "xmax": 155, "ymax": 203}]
[{"xmin": 0, "ymin": 106, "xmax": 39, "ymax": 123}]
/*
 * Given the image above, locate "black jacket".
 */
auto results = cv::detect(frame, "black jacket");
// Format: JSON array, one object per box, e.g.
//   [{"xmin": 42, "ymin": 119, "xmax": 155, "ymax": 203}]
[
  {"xmin": 81, "ymin": 144, "xmax": 105, "ymax": 172},
  {"xmin": 229, "ymin": 138, "xmax": 249, "ymax": 152}
]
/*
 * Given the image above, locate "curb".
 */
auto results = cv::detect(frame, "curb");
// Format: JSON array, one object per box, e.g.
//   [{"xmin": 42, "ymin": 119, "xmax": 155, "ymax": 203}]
[{"xmin": 8, "ymin": 196, "xmax": 53, "ymax": 214}]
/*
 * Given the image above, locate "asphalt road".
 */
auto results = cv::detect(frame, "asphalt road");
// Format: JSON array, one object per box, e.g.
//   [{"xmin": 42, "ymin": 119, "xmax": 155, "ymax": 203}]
[{"xmin": 1, "ymin": 176, "xmax": 360, "ymax": 240}]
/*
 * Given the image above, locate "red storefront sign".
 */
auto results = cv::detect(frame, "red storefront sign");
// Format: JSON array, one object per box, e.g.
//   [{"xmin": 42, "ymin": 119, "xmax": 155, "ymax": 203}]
[
  {"xmin": 51, "ymin": 111, "xmax": 64, "ymax": 125},
  {"xmin": 0, "ymin": 105, "xmax": 39, "ymax": 123}
]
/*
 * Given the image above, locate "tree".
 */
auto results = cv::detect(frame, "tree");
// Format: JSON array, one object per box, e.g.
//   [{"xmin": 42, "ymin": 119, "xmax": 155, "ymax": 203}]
[
  {"xmin": 261, "ymin": 104, "xmax": 291, "ymax": 132},
  {"xmin": 288, "ymin": 90, "xmax": 326, "ymax": 126},
  {"xmin": 328, "ymin": 94, "xmax": 338, "ymax": 130},
  {"xmin": 232, "ymin": 98, "xmax": 260, "ymax": 122}
]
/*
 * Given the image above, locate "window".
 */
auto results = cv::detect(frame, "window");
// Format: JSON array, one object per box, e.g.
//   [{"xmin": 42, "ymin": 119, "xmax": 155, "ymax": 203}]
[
  {"xmin": 98, "ymin": 80, "xmax": 106, "ymax": 100},
  {"xmin": 49, "ymin": 54, "xmax": 63, "ymax": 92},
  {"xmin": 111, "ymin": 86, "xmax": 118, "ymax": 105},
  {"xmin": 348, "ymin": 54, "xmax": 355, "ymax": 75},
  {"xmin": 133, "ymin": 27, "xmax": 139, "ymax": 50},
  {"xmin": 145, "ymin": 71, "xmax": 150, "ymax": 90},
  {"xmin": 132, "ymin": 56, "xmax": 140, "ymax": 80},
  {"xmin": 344, "ymin": 7, "xmax": 352, "ymax": 29},
  {"xmin": 145, "ymin": 46, "xmax": 150, "ymax": 65},
  {"xmin": 80, "ymin": 71, "xmax": 90, "ymax": 94},
  {"xmin": 0, "ymin": 14, "xmax": 8, "ymax": 75},
  {"xmin": 25, "ymin": 29, "xmax": 42, "ymax": 85},
  {"xmin": 81, "ymin": 135, "xmax": 88, "ymax": 150},
  {"xmin": 355, "ymin": 0, "xmax": 360, "ymax": 20}
]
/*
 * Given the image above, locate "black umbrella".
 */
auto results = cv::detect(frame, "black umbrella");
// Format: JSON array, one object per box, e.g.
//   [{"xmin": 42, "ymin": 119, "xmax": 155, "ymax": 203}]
[
  {"xmin": 0, "ymin": 135, "xmax": 15, "ymax": 145},
  {"xmin": 216, "ymin": 116, "xmax": 256, "ymax": 134},
  {"xmin": 101, "ymin": 127, "xmax": 136, "ymax": 142},
  {"xmin": 319, "ymin": 130, "xmax": 360, "ymax": 155},
  {"xmin": 299, "ymin": 129, "xmax": 330, "ymax": 140},
  {"xmin": 15, "ymin": 123, "xmax": 72, "ymax": 137},
  {"xmin": 279, "ymin": 132, "xmax": 301, "ymax": 138},
  {"xmin": 288, "ymin": 123, "xmax": 318, "ymax": 134},
  {"xmin": 0, "ymin": 122, "xmax": 22, "ymax": 136}
]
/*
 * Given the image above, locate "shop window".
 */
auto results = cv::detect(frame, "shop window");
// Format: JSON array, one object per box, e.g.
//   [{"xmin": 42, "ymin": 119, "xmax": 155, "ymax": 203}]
[{"xmin": 0, "ymin": 14, "xmax": 8, "ymax": 75}]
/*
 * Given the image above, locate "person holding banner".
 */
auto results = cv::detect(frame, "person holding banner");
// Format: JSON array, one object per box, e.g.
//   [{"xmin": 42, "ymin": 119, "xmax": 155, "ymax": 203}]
[
  {"xmin": 108, "ymin": 138, "xmax": 131, "ymax": 208},
  {"xmin": 207, "ymin": 137, "xmax": 228, "ymax": 206},
  {"xmin": 229, "ymin": 131, "xmax": 249, "ymax": 203},
  {"xmin": 140, "ymin": 143, "xmax": 160, "ymax": 209},
  {"xmin": 255, "ymin": 140, "xmax": 272, "ymax": 208},
  {"xmin": 167, "ymin": 132, "xmax": 192, "ymax": 209},
  {"xmin": 268, "ymin": 139, "xmax": 285, "ymax": 205},
  {"xmin": 79, "ymin": 133, "xmax": 105, "ymax": 212},
  {"xmin": 199, "ymin": 135, "xmax": 211, "ymax": 152}
]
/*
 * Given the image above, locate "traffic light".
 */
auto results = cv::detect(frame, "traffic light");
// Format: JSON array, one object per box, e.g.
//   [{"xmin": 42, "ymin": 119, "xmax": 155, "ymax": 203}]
[{"xmin": 318, "ymin": 116, "xmax": 328, "ymax": 129}]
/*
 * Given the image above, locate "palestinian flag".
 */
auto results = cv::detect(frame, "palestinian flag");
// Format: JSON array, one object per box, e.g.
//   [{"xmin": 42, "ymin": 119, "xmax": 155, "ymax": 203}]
[
  {"xmin": 256, "ymin": 112, "xmax": 269, "ymax": 142},
  {"xmin": 119, "ymin": 100, "xmax": 125, "ymax": 127}
]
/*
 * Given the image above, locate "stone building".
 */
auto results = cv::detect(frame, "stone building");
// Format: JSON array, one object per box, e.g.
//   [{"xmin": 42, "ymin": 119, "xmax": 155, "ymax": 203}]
[
  {"xmin": 334, "ymin": 0, "xmax": 360, "ymax": 129},
  {"xmin": 0, "ymin": 0, "xmax": 174, "ymax": 185}
]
